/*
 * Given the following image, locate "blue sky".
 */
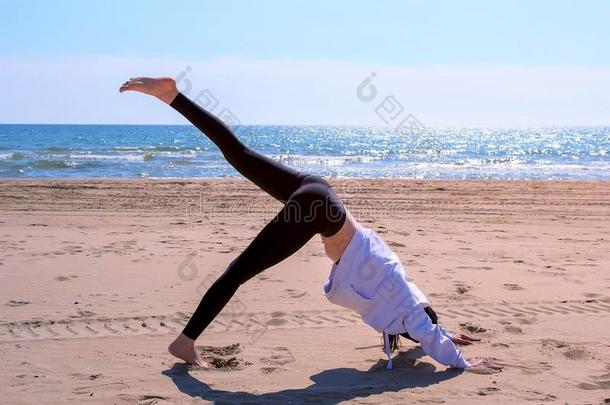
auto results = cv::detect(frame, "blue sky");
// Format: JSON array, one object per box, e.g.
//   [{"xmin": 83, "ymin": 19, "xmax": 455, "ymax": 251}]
[{"xmin": 1, "ymin": 0, "xmax": 609, "ymax": 126}]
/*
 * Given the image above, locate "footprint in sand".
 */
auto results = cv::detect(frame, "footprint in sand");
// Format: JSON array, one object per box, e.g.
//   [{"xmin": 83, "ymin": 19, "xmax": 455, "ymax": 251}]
[
  {"xmin": 70, "ymin": 310, "xmax": 96, "ymax": 318},
  {"xmin": 260, "ymin": 346, "xmax": 295, "ymax": 366},
  {"xmin": 137, "ymin": 395, "xmax": 168, "ymax": 405},
  {"xmin": 477, "ymin": 387, "xmax": 500, "ymax": 396},
  {"xmin": 513, "ymin": 317, "xmax": 536, "ymax": 325},
  {"xmin": 196, "ymin": 343, "xmax": 252, "ymax": 371},
  {"xmin": 73, "ymin": 381, "xmax": 129, "ymax": 395},
  {"xmin": 198, "ymin": 343, "xmax": 242, "ymax": 356},
  {"xmin": 563, "ymin": 348, "xmax": 593, "ymax": 361},
  {"xmin": 541, "ymin": 339, "xmax": 569, "ymax": 349},
  {"xmin": 460, "ymin": 322, "xmax": 487, "ymax": 334},
  {"xmin": 69, "ymin": 372, "xmax": 104, "ymax": 381},
  {"xmin": 281, "ymin": 289, "xmax": 307, "ymax": 299},
  {"xmin": 522, "ymin": 390, "xmax": 557, "ymax": 401},
  {"xmin": 504, "ymin": 325, "xmax": 523, "ymax": 334},
  {"xmin": 266, "ymin": 311, "xmax": 288, "ymax": 327},
  {"xmin": 503, "ymin": 283, "xmax": 524, "ymax": 291},
  {"xmin": 467, "ymin": 367, "xmax": 501, "ymax": 375},
  {"xmin": 392, "ymin": 230, "xmax": 411, "ymax": 237},
  {"xmin": 54, "ymin": 276, "xmax": 72, "ymax": 281},
  {"xmin": 114, "ymin": 394, "xmax": 167, "ymax": 405},
  {"xmin": 207, "ymin": 356, "xmax": 252, "ymax": 370},
  {"xmin": 6, "ymin": 300, "xmax": 30, "ymax": 307},
  {"xmin": 540, "ymin": 339, "xmax": 595, "ymax": 361},
  {"xmin": 260, "ymin": 366, "xmax": 286, "ymax": 374},
  {"xmin": 491, "ymin": 343, "xmax": 510, "ymax": 348},
  {"xmin": 455, "ymin": 284, "xmax": 471, "ymax": 295}
]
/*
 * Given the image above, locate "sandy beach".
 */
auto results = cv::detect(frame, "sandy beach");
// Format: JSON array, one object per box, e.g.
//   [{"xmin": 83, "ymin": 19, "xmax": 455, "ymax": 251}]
[{"xmin": 0, "ymin": 179, "xmax": 609, "ymax": 404}]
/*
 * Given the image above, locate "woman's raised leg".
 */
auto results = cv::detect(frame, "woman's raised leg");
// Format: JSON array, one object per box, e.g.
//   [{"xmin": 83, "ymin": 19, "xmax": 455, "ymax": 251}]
[{"xmin": 120, "ymin": 77, "xmax": 306, "ymax": 202}]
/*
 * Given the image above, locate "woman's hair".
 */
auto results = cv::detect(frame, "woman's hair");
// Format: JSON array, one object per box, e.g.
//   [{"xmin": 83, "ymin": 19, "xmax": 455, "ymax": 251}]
[
  {"xmin": 381, "ymin": 306, "xmax": 439, "ymax": 354},
  {"xmin": 383, "ymin": 333, "xmax": 401, "ymax": 353}
]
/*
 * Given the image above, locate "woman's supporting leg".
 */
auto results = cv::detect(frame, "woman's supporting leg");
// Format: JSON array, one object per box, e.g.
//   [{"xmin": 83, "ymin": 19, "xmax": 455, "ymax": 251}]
[
  {"xmin": 181, "ymin": 190, "xmax": 323, "ymax": 340},
  {"xmin": 170, "ymin": 92, "xmax": 306, "ymax": 203},
  {"xmin": 168, "ymin": 179, "xmax": 346, "ymax": 365}
]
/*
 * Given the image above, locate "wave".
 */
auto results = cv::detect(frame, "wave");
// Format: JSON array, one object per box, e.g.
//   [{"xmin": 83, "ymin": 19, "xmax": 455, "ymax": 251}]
[
  {"xmin": 68, "ymin": 153, "xmax": 147, "ymax": 161},
  {"xmin": 46, "ymin": 147, "xmax": 73, "ymax": 153},
  {"xmin": 0, "ymin": 152, "xmax": 26, "ymax": 161},
  {"xmin": 113, "ymin": 146, "xmax": 200, "ymax": 153},
  {"xmin": 168, "ymin": 159, "xmax": 196, "ymax": 165},
  {"xmin": 273, "ymin": 154, "xmax": 379, "ymax": 166},
  {"xmin": 30, "ymin": 160, "xmax": 77, "ymax": 169},
  {"xmin": 65, "ymin": 152, "xmax": 200, "ymax": 161},
  {"xmin": 272, "ymin": 154, "xmax": 530, "ymax": 167},
  {"xmin": 404, "ymin": 161, "xmax": 610, "ymax": 171}
]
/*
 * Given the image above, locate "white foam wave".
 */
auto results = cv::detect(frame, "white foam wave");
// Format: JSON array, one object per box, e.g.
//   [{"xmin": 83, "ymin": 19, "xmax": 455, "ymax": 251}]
[
  {"xmin": 67, "ymin": 153, "xmax": 195, "ymax": 161},
  {"xmin": 68, "ymin": 154, "xmax": 146, "ymax": 161}
]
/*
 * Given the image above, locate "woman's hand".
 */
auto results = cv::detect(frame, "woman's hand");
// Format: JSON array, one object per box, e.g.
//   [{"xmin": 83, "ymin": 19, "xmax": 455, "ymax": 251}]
[
  {"xmin": 449, "ymin": 332, "xmax": 481, "ymax": 345},
  {"xmin": 467, "ymin": 358, "xmax": 503, "ymax": 371}
]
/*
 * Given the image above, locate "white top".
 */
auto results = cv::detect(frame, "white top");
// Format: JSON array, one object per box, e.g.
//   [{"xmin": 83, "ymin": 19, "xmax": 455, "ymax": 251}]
[{"xmin": 322, "ymin": 224, "xmax": 470, "ymax": 369}]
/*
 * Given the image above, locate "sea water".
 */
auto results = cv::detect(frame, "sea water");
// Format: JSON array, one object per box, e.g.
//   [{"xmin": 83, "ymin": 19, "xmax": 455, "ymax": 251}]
[{"xmin": 1, "ymin": 125, "xmax": 609, "ymax": 179}]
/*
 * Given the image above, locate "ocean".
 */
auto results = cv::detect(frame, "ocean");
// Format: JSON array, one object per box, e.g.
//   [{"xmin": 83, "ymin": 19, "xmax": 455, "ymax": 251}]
[{"xmin": 0, "ymin": 125, "xmax": 609, "ymax": 180}]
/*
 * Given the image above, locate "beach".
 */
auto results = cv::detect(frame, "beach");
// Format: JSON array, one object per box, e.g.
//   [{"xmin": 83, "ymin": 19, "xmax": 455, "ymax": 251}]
[{"xmin": 1, "ymin": 178, "xmax": 609, "ymax": 404}]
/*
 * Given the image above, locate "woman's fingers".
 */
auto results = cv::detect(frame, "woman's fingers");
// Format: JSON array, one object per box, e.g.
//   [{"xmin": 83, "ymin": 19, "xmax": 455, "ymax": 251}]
[
  {"xmin": 460, "ymin": 333, "xmax": 481, "ymax": 342},
  {"xmin": 480, "ymin": 360, "xmax": 503, "ymax": 370},
  {"xmin": 449, "ymin": 332, "xmax": 480, "ymax": 345},
  {"xmin": 468, "ymin": 357, "xmax": 504, "ymax": 371},
  {"xmin": 451, "ymin": 336, "xmax": 473, "ymax": 345},
  {"xmin": 451, "ymin": 332, "xmax": 480, "ymax": 341}
]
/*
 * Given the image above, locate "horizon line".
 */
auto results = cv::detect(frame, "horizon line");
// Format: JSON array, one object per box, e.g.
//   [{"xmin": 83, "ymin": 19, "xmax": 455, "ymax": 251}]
[{"xmin": 1, "ymin": 123, "xmax": 610, "ymax": 130}]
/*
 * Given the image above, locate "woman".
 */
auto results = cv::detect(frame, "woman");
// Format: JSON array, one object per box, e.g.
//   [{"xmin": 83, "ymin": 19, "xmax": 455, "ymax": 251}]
[{"xmin": 119, "ymin": 77, "xmax": 501, "ymax": 371}]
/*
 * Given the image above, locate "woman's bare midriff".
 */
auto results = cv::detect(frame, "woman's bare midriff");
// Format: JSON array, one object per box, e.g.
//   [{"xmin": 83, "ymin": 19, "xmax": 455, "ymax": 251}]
[{"xmin": 320, "ymin": 210, "xmax": 358, "ymax": 263}]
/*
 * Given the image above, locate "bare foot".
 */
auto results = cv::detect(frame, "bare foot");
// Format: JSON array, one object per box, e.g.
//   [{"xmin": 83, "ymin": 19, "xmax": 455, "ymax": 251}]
[
  {"xmin": 168, "ymin": 334, "xmax": 210, "ymax": 369},
  {"xmin": 119, "ymin": 76, "xmax": 179, "ymax": 104}
]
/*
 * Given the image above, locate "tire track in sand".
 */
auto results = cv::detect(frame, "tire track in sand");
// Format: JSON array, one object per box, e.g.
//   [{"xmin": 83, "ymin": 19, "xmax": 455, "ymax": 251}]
[{"xmin": 1, "ymin": 299, "xmax": 608, "ymax": 343}]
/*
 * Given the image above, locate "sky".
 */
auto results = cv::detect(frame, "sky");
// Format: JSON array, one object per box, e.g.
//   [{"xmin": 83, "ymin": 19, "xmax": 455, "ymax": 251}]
[{"xmin": 1, "ymin": 0, "xmax": 609, "ymax": 126}]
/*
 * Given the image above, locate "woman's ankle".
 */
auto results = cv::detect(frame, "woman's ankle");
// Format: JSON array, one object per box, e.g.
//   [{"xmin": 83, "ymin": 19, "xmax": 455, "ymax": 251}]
[
  {"xmin": 171, "ymin": 332, "xmax": 195, "ymax": 347},
  {"xmin": 159, "ymin": 88, "xmax": 179, "ymax": 105}
]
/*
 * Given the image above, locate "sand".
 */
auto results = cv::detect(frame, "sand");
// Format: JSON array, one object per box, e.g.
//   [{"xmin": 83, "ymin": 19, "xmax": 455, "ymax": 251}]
[{"xmin": 0, "ymin": 179, "xmax": 609, "ymax": 404}]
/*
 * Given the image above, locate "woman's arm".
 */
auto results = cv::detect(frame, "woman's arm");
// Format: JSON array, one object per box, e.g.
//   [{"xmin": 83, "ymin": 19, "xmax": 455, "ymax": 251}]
[{"xmin": 404, "ymin": 307, "xmax": 471, "ymax": 368}]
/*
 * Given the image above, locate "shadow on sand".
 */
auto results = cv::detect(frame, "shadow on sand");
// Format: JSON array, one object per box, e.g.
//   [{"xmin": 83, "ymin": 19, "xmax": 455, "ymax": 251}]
[{"xmin": 162, "ymin": 348, "xmax": 463, "ymax": 404}]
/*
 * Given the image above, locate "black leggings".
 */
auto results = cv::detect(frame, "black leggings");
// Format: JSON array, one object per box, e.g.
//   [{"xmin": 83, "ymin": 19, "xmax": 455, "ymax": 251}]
[{"xmin": 170, "ymin": 93, "xmax": 347, "ymax": 340}]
